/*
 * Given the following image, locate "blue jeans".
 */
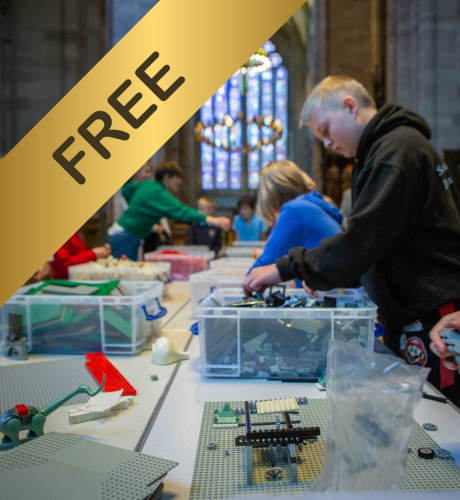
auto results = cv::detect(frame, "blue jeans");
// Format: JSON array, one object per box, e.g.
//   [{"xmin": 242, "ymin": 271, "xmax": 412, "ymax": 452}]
[{"xmin": 110, "ymin": 231, "xmax": 142, "ymax": 261}]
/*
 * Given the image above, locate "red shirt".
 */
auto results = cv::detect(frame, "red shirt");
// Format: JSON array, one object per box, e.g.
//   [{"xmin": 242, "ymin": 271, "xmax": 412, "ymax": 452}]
[{"xmin": 51, "ymin": 232, "xmax": 97, "ymax": 279}]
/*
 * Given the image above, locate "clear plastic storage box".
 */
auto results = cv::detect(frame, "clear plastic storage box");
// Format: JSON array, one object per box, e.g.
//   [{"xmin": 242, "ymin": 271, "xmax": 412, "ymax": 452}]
[
  {"xmin": 0, "ymin": 281, "xmax": 165, "ymax": 355},
  {"xmin": 210, "ymin": 257, "xmax": 255, "ymax": 270},
  {"xmin": 231, "ymin": 241, "xmax": 266, "ymax": 248},
  {"xmin": 225, "ymin": 247, "xmax": 256, "ymax": 258},
  {"xmin": 145, "ymin": 247, "xmax": 215, "ymax": 280},
  {"xmin": 190, "ymin": 267, "xmax": 250, "ymax": 316},
  {"xmin": 68, "ymin": 260, "xmax": 172, "ymax": 298},
  {"xmin": 196, "ymin": 288, "xmax": 377, "ymax": 379}
]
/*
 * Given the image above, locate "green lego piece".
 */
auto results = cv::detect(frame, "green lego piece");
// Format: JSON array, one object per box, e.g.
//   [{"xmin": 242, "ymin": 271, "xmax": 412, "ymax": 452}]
[{"xmin": 213, "ymin": 403, "xmax": 238, "ymax": 425}]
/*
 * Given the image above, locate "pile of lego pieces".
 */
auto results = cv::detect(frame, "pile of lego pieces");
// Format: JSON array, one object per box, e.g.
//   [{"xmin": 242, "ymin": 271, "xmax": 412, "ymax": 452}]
[
  {"xmin": 227, "ymin": 287, "xmax": 367, "ymax": 309},
  {"xmin": 69, "ymin": 389, "xmax": 133, "ymax": 425}
]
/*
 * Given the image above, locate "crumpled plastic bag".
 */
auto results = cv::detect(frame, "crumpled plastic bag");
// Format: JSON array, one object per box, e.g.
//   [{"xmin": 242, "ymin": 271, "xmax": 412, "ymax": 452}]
[{"xmin": 311, "ymin": 339, "xmax": 429, "ymax": 492}]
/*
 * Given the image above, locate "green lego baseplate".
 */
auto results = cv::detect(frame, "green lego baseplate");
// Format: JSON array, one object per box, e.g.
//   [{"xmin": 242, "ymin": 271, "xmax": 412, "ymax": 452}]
[{"xmin": 189, "ymin": 398, "xmax": 460, "ymax": 499}]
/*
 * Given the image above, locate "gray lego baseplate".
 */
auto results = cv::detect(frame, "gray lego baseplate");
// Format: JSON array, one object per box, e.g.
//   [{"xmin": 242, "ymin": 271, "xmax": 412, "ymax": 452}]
[
  {"xmin": 0, "ymin": 358, "xmax": 97, "ymax": 413},
  {"xmin": 189, "ymin": 398, "xmax": 460, "ymax": 499},
  {"xmin": 0, "ymin": 432, "xmax": 178, "ymax": 500}
]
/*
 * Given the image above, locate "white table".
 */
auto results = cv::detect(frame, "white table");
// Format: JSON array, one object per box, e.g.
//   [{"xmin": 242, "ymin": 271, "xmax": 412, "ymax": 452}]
[{"xmin": 140, "ymin": 292, "xmax": 460, "ymax": 500}]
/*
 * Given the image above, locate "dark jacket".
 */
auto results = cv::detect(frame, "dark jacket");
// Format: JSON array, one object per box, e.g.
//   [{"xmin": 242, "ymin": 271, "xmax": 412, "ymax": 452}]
[
  {"xmin": 186, "ymin": 222, "xmax": 222, "ymax": 254},
  {"xmin": 277, "ymin": 104, "xmax": 460, "ymax": 330}
]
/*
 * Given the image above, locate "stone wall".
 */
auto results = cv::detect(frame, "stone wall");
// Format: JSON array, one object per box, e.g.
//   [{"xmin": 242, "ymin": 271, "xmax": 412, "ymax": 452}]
[{"xmin": 388, "ymin": 0, "xmax": 460, "ymax": 155}]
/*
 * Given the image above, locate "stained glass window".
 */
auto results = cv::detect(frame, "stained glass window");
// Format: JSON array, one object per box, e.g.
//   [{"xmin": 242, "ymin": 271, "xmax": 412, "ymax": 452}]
[{"xmin": 200, "ymin": 41, "xmax": 288, "ymax": 191}]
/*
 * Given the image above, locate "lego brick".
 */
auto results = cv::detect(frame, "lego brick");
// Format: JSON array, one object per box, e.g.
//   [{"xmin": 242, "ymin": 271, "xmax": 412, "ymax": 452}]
[
  {"xmin": 85, "ymin": 352, "xmax": 137, "ymax": 396},
  {"xmin": 14, "ymin": 404, "xmax": 28, "ymax": 417},
  {"xmin": 0, "ymin": 358, "xmax": 98, "ymax": 413},
  {"xmin": 256, "ymin": 397, "xmax": 300, "ymax": 415},
  {"xmin": 69, "ymin": 396, "xmax": 133, "ymax": 425},
  {"xmin": 190, "ymin": 399, "xmax": 460, "ymax": 499},
  {"xmin": 0, "ymin": 432, "xmax": 177, "ymax": 500}
]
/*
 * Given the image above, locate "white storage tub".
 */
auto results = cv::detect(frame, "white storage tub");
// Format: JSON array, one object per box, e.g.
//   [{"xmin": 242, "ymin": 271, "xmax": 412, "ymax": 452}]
[
  {"xmin": 196, "ymin": 288, "xmax": 377, "ymax": 379},
  {"xmin": 210, "ymin": 257, "xmax": 255, "ymax": 270},
  {"xmin": 69, "ymin": 260, "xmax": 172, "ymax": 299},
  {"xmin": 231, "ymin": 241, "xmax": 266, "ymax": 248},
  {"xmin": 0, "ymin": 281, "xmax": 165, "ymax": 355}
]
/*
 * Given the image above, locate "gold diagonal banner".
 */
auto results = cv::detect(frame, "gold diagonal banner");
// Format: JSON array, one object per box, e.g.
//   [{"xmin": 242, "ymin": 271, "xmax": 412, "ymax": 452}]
[{"xmin": 0, "ymin": 0, "xmax": 306, "ymax": 306}]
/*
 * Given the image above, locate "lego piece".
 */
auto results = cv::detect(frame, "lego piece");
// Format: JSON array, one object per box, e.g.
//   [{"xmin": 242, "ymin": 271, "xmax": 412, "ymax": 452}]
[
  {"xmin": 1, "ymin": 377, "xmax": 105, "ymax": 447},
  {"xmin": 152, "ymin": 337, "xmax": 189, "ymax": 365},
  {"xmin": 2, "ymin": 313, "xmax": 28, "ymax": 361},
  {"xmin": 256, "ymin": 397, "xmax": 299, "ymax": 415},
  {"xmin": 207, "ymin": 442, "xmax": 217, "ymax": 450},
  {"xmin": 316, "ymin": 376, "xmax": 327, "ymax": 391},
  {"xmin": 440, "ymin": 328, "xmax": 460, "ymax": 371},
  {"xmin": 422, "ymin": 392, "xmax": 447, "ymax": 403},
  {"xmin": 213, "ymin": 403, "xmax": 238, "ymax": 425},
  {"xmin": 266, "ymin": 467, "xmax": 283, "ymax": 478},
  {"xmin": 85, "ymin": 352, "xmax": 136, "ymax": 396},
  {"xmin": 0, "ymin": 358, "xmax": 102, "ymax": 413},
  {"xmin": 434, "ymin": 448, "xmax": 452, "ymax": 460},
  {"xmin": 422, "ymin": 423, "xmax": 438, "ymax": 432},
  {"xmin": 68, "ymin": 395, "xmax": 133, "ymax": 425},
  {"xmin": 0, "ymin": 432, "xmax": 177, "ymax": 500},
  {"xmin": 150, "ymin": 374, "xmax": 159, "ymax": 381},
  {"xmin": 418, "ymin": 447, "xmax": 435, "ymax": 459},
  {"xmin": 14, "ymin": 404, "xmax": 28, "ymax": 417},
  {"xmin": 243, "ymin": 332, "xmax": 268, "ymax": 355}
]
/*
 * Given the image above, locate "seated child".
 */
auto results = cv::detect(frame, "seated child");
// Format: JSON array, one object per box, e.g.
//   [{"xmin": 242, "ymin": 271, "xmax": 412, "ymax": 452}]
[
  {"xmin": 250, "ymin": 160, "xmax": 343, "ymax": 287},
  {"xmin": 232, "ymin": 196, "xmax": 267, "ymax": 242},
  {"xmin": 186, "ymin": 197, "xmax": 222, "ymax": 254},
  {"xmin": 51, "ymin": 232, "xmax": 111, "ymax": 279}
]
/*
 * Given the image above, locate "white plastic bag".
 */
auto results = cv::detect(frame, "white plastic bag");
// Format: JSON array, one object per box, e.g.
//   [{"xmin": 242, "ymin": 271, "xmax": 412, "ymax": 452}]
[{"xmin": 311, "ymin": 339, "xmax": 429, "ymax": 492}]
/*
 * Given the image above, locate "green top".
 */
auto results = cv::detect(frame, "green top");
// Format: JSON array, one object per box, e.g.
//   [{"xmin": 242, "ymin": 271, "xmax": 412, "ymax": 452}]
[{"xmin": 118, "ymin": 180, "xmax": 207, "ymax": 239}]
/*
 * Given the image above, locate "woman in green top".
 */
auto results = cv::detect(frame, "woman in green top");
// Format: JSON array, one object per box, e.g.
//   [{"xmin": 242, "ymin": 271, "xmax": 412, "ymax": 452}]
[{"xmin": 109, "ymin": 161, "xmax": 230, "ymax": 260}]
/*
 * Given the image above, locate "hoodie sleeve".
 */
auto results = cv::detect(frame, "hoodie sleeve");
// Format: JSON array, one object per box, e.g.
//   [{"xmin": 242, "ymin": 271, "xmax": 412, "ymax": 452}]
[
  {"xmin": 277, "ymin": 163, "xmax": 414, "ymax": 289},
  {"xmin": 144, "ymin": 185, "xmax": 206, "ymax": 224},
  {"xmin": 251, "ymin": 207, "xmax": 301, "ymax": 270}
]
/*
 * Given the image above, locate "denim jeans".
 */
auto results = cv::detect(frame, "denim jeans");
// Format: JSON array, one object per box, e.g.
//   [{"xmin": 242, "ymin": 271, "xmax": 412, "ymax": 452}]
[{"xmin": 109, "ymin": 231, "xmax": 142, "ymax": 261}]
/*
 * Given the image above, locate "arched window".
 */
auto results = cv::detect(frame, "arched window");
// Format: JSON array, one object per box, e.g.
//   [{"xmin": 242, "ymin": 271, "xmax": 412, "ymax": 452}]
[{"xmin": 200, "ymin": 41, "xmax": 288, "ymax": 191}]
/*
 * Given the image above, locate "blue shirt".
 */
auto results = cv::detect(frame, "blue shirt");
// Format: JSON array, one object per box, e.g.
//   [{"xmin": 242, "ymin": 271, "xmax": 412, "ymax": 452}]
[
  {"xmin": 232, "ymin": 214, "xmax": 266, "ymax": 241},
  {"xmin": 250, "ymin": 191, "xmax": 343, "ymax": 287}
]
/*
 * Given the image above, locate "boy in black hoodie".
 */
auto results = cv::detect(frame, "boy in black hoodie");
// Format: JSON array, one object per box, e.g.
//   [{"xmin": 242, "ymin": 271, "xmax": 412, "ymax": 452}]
[{"xmin": 243, "ymin": 75, "xmax": 460, "ymax": 405}]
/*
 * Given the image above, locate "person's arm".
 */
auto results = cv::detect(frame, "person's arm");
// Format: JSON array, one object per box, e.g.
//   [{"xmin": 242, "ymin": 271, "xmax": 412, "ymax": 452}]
[
  {"xmin": 243, "ymin": 163, "xmax": 415, "ymax": 295},
  {"xmin": 276, "ymin": 164, "xmax": 414, "ymax": 289},
  {"xmin": 429, "ymin": 311, "xmax": 460, "ymax": 370},
  {"xmin": 54, "ymin": 246, "xmax": 98, "ymax": 267}
]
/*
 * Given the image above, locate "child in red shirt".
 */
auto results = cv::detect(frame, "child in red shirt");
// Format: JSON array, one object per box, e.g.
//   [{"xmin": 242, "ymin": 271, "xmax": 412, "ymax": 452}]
[{"xmin": 51, "ymin": 232, "xmax": 111, "ymax": 279}]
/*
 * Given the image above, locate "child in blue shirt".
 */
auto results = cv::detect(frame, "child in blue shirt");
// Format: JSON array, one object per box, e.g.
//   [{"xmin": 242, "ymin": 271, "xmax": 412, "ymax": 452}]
[
  {"xmin": 250, "ymin": 160, "xmax": 343, "ymax": 287},
  {"xmin": 232, "ymin": 196, "xmax": 267, "ymax": 241}
]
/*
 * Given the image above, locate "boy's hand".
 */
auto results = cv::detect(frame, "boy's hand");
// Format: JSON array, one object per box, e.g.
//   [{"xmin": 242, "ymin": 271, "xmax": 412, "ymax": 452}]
[
  {"xmin": 429, "ymin": 311, "xmax": 460, "ymax": 370},
  {"xmin": 93, "ymin": 247, "xmax": 111, "ymax": 259},
  {"xmin": 206, "ymin": 216, "xmax": 231, "ymax": 232},
  {"xmin": 242, "ymin": 264, "xmax": 281, "ymax": 297}
]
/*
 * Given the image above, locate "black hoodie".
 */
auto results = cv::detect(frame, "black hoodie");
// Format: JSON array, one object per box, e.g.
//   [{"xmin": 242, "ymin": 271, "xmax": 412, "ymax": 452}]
[{"xmin": 277, "ymin": 104, "xmax": 460, "ymax": 331}]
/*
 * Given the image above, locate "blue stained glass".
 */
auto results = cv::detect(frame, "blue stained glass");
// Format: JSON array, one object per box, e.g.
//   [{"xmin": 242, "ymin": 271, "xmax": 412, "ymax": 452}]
[
  {"xmin": 269, "ymin": 52, "xmax": 283, "ymax": 68},
  {"xmin": 262, "ymin": 40, "xmax": 276, "ymax": 53},
  {"xmin": 200, "ymin": 40, "xmax": 287, "ymax": 191},
  {"xmin": 215, "ymin": 150, "xmax": 229, "ymax": 190},
  {"xmin": 230, "ymin": 153, "xmax": 242, "ymax": 190}
]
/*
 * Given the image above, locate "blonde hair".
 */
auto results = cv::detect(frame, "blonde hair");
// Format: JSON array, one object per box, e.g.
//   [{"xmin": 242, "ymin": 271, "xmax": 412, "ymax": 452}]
[
  {"xmin": 300, "ymin": 75, "xmax": 376, "ymax": 126},
  {"xmin": 198, "ymin": 197, "xmax": 216, "ymax": 208},
  {"xmin": 257, "ymin": 160, "xmax": 316, "ymax": 225}
]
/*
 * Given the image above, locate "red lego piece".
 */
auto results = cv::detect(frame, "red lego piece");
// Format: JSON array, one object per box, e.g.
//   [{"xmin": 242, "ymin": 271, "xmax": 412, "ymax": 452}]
[
  {"xmin": 15, "ymin": 404, "xmax": 29, "ymax": 416},
  {"xmin": 85, "ymin": 352, "xmax": 137, "ymax": 396}
]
